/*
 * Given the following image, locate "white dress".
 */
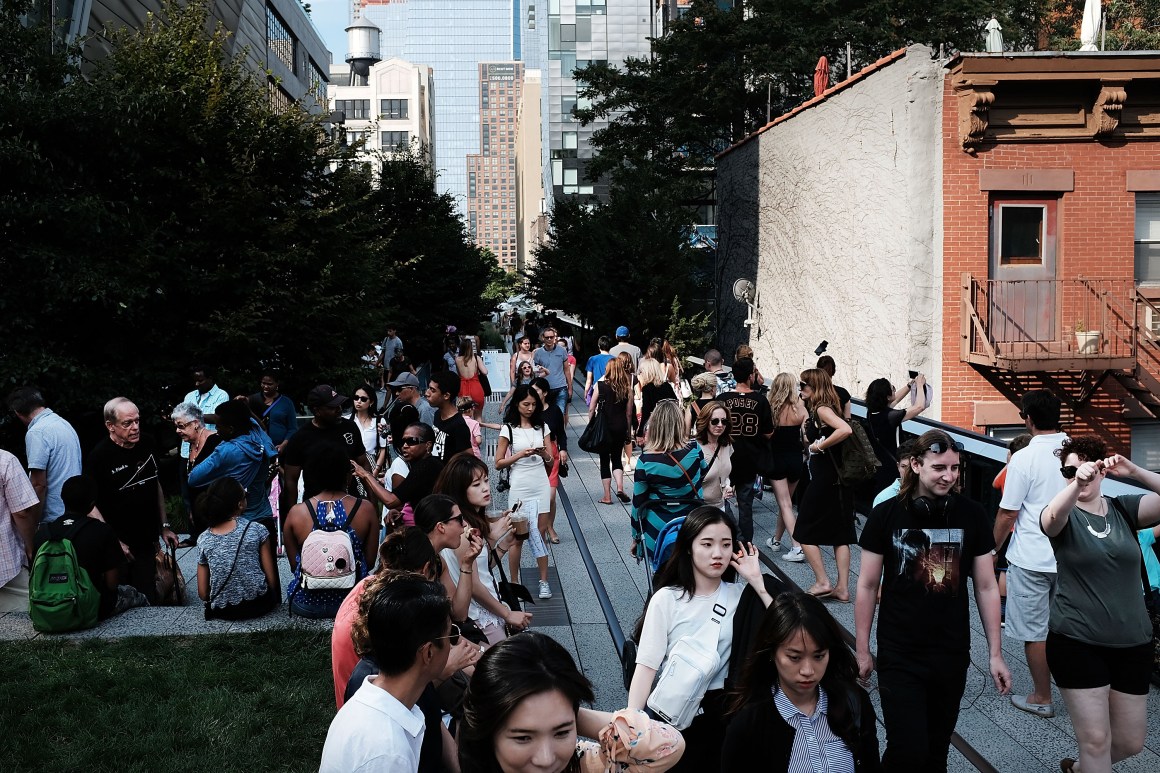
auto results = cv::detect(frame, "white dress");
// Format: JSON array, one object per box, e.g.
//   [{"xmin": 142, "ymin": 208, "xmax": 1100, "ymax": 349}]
[
  {"xmin": 441, "ymin": 547, "xmax": 506, "ymax": 629},
  {"xmin": 501, "ymin": 423, "xmax": 552, "ymax": 515}
]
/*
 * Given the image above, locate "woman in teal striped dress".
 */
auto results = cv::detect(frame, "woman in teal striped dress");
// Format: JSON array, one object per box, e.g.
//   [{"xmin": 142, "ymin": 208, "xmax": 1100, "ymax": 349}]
[{"xmin": 631, "ymin": 400, "xmax": 706, "ymax": 563}]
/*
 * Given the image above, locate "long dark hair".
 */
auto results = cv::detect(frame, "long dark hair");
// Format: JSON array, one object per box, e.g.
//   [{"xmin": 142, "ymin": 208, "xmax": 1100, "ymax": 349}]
[
  {"xmin": 352, "ymin": 382, "xmax": 379, "ymax": 419},
  {"xmin": 433, "ymin": 453, "xmax": 491, "ymax": 534},
  {"xmin": 502, "ymin": 384, "xmax": 544, "ymax": 428},
  {"xmin": 727, "ymin": 592, "xmax": 863, "ymax": 752},
  {"xmin": 459, "ymin": 632, "xmax": 594, "ymax": 773},
  {"xmin": 632, "ymin": 506, "xmax": 738, "ymax": 641},
  {"xmin": 864, "ymin": 378, "xmax": 894, "ymax": 413}
]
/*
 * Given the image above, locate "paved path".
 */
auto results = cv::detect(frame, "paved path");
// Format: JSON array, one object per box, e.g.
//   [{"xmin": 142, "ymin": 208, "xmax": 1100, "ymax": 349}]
[{"xmin": 5, "ymin": 380, "xmax": 1159, "ymax": 772}]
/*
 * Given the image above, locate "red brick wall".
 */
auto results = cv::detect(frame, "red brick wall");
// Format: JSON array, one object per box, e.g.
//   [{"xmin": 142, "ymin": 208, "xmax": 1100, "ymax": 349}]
[{"xmin": 941, "ymin": 78, "xmax": 1160, "ymax": 451}]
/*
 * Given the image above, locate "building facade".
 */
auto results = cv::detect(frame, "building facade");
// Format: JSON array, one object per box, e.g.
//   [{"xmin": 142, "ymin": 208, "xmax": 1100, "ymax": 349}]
[
  {"xmin": 466, "ymin": 62, "xmax": 524, "ymax": 269},
  {"xmin": 328, "ymin": 57, "xmax": 435, "ymax": 168},
  {"xmin": 41, "ymin": 0, "xmax": 330, "ymax": 109},
  {"xmin": 516, "ymin": 68, "xmax": 546, "ymax": 272},
  {"xmin": 717, "ymin": 46, "xmax": 1160, "ymax": 465},
  {"xmin": 359, "ymin": 0, "xmax": 517, "ymax": 212},
  {"xmin": 545, "ymin": 0, "xmax": 651, "ymax": 201}
]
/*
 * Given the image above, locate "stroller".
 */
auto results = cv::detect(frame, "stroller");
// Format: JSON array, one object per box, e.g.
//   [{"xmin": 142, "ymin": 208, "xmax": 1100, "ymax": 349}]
[{"xmin": 620, "ymin": 496, "xmax": 704, "ymax": 690}]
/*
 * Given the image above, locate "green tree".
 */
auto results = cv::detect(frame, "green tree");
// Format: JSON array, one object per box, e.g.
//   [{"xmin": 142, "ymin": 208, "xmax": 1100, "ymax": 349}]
[
  {"xmin": 0, "ymin": 0, "xmax": 495, "ymax": 412},
  {"xmin": 665, "ymin": 298, "xmax": 713, "ymax": 366}
]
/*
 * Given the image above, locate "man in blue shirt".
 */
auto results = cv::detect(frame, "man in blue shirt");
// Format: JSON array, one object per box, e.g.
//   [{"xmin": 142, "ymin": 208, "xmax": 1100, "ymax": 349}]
[
  {"xmin": 583, "ymin": 335, "xmax": 613, "ymax": 406},
  {"xmin": 7, "ymin": 387, "xmax": 83, "ymax": 523},
  {"xmin": 181, "ymin": 365, "xmax": 230, "ymax": 462},
  {"xmin": 533, "ymin": 326, "xmax": 570, "ymax": 414}
]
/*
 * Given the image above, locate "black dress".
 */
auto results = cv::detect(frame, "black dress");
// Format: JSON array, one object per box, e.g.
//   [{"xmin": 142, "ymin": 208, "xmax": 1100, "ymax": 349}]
[
  {"xmin": 768, "ymin": 425, "xmax": 804, "ymax": 483},
  {"xmin": 639, "ymin": 382, "xmax": 677, "ymax": 434},
  {"xmin": 597, "ymin": 381, "xmax": 632, "ymax": 443},
  {"xmin": 794, "ymin": 411, "xmax": 856, "ymax": 546}
]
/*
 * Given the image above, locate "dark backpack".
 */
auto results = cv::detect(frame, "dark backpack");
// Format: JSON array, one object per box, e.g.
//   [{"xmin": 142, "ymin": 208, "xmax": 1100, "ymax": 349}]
[
  {"xmin": 29, "ymin": 518, "xmax": 101, "ymax": 633},
  {"xmin": 813, "ymin": 410, "xmax": 881, "ymax": 485}
]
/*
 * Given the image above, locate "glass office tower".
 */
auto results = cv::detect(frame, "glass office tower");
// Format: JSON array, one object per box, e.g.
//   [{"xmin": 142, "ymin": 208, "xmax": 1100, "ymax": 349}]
[{"xmin": 360, "ymin": 0, "xmax": 517, "ymax": 212}]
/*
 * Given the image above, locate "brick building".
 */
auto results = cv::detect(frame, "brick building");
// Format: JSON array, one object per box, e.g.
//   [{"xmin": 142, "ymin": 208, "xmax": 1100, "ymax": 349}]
[
  {"xmin": 467, "ymin": 62, "xmax": 524, "ymax": 270},
  {"xmin": 716, "ymin": 46, "xmax": 1160, "ymax": 465}
]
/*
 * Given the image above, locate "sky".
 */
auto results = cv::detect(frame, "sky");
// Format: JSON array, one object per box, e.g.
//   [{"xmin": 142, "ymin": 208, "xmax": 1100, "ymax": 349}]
[{"xmin": 308, "ymin": 0, "xmax": 352, "ymax": 65}]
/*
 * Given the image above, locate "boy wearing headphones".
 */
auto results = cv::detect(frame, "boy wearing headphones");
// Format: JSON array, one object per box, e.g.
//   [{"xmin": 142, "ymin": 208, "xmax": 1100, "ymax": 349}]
[{"xmin": 854, "ymin": 429, "xmax": 1012, "ymax": 772}]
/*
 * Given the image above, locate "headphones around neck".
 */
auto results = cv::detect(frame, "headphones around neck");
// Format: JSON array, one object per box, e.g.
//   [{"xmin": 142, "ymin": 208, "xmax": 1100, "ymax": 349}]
[{"xmin": 912, "ymin": 494, "xmax": 952, "ymax": 521}]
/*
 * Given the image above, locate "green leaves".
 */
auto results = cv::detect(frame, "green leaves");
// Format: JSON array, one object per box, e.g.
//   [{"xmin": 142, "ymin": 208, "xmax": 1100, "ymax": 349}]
[{"xmin": 0, "ymin": 0, "xmax": 495, "ymax": 411}]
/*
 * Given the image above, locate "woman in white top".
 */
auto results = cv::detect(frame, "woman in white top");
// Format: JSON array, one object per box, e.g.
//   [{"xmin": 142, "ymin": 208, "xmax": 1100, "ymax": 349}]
[
  {"xmin": 496, "ymin": 384, "xmax": 554, "ymax": 600},
  {"xmin": 695, "ymin": 401, "xmax": 734, "ymax": 511},
  {"xmin": 628, "ymin": 507, "xmax": 773, "ymax": 773},
  {"xmin": 347, "ymin": 384, "xmax": 387, "ymax": 478},
  {"xmin": 510, "ymin": 335, "xmax": 536, "ymax": 384},
  {"xmin": 434, "ymin": 453, "xmax": 530, "ymax": 645}
]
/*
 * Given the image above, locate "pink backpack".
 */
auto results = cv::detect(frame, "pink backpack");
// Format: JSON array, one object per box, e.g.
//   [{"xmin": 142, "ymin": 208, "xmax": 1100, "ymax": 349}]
[{"xmin": 299, "ymin": 498, "xmax": 360, "ymax": 591}]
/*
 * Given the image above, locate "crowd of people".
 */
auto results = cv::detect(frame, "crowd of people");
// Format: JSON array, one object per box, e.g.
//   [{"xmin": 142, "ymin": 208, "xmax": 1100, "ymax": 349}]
[{"xmin": 2, "ymin": 320, "xmax": 1159, "ymax": 773}]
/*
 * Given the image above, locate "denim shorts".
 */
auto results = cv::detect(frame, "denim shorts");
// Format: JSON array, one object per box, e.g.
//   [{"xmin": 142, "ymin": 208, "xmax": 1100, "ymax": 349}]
[{"xmin": 1004, "ymin": 564, "xmax": 1056, "ymax": 642}]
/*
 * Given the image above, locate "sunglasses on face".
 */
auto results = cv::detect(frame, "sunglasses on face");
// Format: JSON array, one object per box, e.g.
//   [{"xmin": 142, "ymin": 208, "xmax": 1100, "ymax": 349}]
[
  {"xmin": 798, "ymin": 382, "xmax": 809, "ymax": 390},
  {"xmin": 353, "ymin": 396, "xmax": 371, "ymax": 402},
  {"xmin": 442, "ymin": 514, "xmax": 466, "ymax": 526},
  {"xmin": 174, "ymin": 422, "xmax": 192, "ymax": 430},
  {"xmin": 402, "ymin": 437, "xmax": 425, "ymax": 446},
  {"xmin": 431, "ymin": 623, "xmax": 461, "ymax": 646},
  {"xmin": 927, "ymin": 439, "xmax": 965, "ymax": 455},
  {"xmin": 709, "ymin": 418, "xmax": 727, "ymax": 426},
  {"xmin": 1061, "ymin": 462, "xmax": 1103, "ymax": 480}
]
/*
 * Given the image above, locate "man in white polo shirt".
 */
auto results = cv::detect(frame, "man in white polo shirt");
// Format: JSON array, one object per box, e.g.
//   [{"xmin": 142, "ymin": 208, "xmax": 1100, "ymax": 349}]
[
  {"xmin": 320, "ymin": 575, "xmax": 454, "ymax": 773},
  {"xmin": 995, "ymin": 390, "xmax": 1067, "ymax": 718}
]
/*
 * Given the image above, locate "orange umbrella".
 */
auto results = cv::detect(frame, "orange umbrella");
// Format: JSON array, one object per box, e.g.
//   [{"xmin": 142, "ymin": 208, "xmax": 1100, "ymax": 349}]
[{"xmin": 813, "ymin": 56, "xmax": 830, "ymax": 97}]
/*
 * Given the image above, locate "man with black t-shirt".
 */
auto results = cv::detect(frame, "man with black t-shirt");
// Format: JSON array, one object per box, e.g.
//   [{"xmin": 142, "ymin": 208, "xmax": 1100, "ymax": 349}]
[
  {"xmin": 85, "ymin": 397, "xmax": 178, "ymax": 603},
  {"xmin": 855, "ymin": 429, "xmax": 1011, "ymax": 772},
  {"xmin": 425, "ymin": 372, "xmax": 471, "ymax": 464},
  {"xmin": 280, "ymin": 385, "xmax": 368, "ymax": 515},
  {"xmin": 718, "ymin": 358, "xmax": 773, "ymax": 543}
]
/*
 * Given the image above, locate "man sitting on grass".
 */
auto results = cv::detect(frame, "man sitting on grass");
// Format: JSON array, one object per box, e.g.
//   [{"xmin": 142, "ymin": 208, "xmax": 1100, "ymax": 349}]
[{"xmin": 320, "ymin": 573, "xmax": 453, "ymax": 773}]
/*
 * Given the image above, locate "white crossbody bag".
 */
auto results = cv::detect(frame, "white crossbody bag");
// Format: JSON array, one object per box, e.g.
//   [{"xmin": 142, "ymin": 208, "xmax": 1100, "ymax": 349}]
[{"xmin": 646, "ymin": 602, "xmax": 727, "ymax": 730}]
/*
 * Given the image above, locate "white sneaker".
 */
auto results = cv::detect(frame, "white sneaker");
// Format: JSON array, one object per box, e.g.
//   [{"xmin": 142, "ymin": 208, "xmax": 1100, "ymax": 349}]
[
  {"xmin": 538, "ymin": 580, "xmax": 552, "ymax": 599},
  {"xmin": 765, "ymin": 537, "xmax": 782, "ymax": 551},
  {"xmin": 783, "ymin": 547, "xmax": 806, "ymax": 562}
]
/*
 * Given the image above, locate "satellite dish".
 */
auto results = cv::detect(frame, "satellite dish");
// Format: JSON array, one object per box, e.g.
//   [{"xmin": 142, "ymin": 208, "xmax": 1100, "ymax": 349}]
[{"xmin": 733, "ymin": 278, "xmax": 756, "ymax": 304}]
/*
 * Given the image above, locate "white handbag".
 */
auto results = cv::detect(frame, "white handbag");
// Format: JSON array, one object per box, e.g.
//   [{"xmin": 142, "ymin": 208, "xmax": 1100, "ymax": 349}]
[{"xmin": 646, "ymin": 602, "xmax": 727, "ymax": 730}]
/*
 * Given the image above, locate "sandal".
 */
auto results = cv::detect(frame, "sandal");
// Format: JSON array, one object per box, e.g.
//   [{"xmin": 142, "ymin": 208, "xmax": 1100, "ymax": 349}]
[
  {"xmin": 807, "ymin": 588, "xmax": 833, "ymax": 599},
  {"xmin": 1059, "ymin": 759, "xmax": 1076, "ymax": 772},
  {"xmin": 616, "ymin": 491, "xmax": 630, "ymax": 503},
  {"xmin": 599, "ymin": 498, "xmax": 613, "ymax": 505}
]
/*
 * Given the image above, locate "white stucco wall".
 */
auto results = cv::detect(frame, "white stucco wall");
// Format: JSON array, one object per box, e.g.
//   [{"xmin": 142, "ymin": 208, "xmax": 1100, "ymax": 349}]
[{"xmin": 717, "ymin": 45, "xmax": 945, "ymax": 414}]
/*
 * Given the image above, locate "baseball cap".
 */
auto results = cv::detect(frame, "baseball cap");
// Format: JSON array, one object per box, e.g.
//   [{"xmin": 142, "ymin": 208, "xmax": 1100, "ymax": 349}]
[
  {"xmin": 307, "ymin": 384, "xmax": 346, "ymax": 408},
  {"xmin": 388, "ymin": 372, "xmax": 421, "ymax": 389},
  {"xmin": 615, "ymin": 326, "xmax": 630, "ymax": 337}
]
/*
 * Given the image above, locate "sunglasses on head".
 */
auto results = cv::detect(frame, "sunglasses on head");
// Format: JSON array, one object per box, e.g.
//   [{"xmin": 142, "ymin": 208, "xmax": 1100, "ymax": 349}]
[
  {"xmin": 402, "ymin": 436, "xmax": 425, "ymax": 446},
  {"xmin": 926, "ymin": 439, "xmax": 964, "ymax": 455},
  {"xmin": 431, "ymin": 623, "xmax": 461, "ymax": 646},
  {"xmin": 709, "ymin": 418, "xmax": 727, "ymax": 426}
]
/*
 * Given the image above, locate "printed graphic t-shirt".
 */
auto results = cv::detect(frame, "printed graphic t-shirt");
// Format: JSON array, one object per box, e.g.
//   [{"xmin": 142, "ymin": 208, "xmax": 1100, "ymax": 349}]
[
  {"xmin": 85, "ymin": 436, "xmax": 162, "ymax": 547},
  {"xmin": 718, "ymin": 390, "xmax": 773, "ymax": 481},
  {"xmin": 859, "ymin": 493, "xmax": 995, "ymax": 655}
]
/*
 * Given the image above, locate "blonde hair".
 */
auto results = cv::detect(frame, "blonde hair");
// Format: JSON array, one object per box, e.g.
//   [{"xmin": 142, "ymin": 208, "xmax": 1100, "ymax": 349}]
[
  {"xmin": 645, "ymin": 400, "xmax": 687, "ymax": 453},
  {"xmin": 735, "ymin": 344, "xmax": 754, "ymax": 361},
  {"xmin": 695, "ymin": 401, "xmax": 732, "ymax": 446},
  {"xmin": 637, "ymin": 357, "xmax": 667, "ymax": 388},
  {"xmin": 768, "ymin": 372, "xmax": 800, "ymax": 417},
  {"xmin": 690, "ymin": 371, "xmax": 718, "ymax": 396}
]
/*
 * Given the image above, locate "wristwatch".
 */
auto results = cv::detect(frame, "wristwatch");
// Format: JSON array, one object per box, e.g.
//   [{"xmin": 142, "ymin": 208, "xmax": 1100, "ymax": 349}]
[{"xmin": 162, "ymin": 522, "xmax": 173, "ymax": 530}]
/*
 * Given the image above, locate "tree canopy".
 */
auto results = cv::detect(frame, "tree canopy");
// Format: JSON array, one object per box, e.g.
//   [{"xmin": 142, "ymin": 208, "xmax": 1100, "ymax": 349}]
[{"xmin": 0, "ymin": 0, "xmax": 496, "ymax": 414}]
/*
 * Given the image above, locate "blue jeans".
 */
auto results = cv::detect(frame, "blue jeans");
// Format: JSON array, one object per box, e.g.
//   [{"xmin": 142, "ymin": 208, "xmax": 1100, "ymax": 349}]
[
  {"xmin": 733, "ymin": 472, "xmax": 757, "ymax": 543},
  {"xmin": 549, "ymin": 387, "xmax": 567, "ymax": 414}
]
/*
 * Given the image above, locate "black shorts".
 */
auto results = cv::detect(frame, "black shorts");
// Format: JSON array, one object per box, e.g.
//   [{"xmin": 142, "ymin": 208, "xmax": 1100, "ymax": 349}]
[{"xmin": 1046, "ymin": 630, "xmax": 1153, "ymax": 695}]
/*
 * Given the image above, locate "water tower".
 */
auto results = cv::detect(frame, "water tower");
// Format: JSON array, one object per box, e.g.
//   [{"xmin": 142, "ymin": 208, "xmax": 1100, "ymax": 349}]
[{"xmin": 345, "ymin": 14, "xmax": 382, "ymax": 86}]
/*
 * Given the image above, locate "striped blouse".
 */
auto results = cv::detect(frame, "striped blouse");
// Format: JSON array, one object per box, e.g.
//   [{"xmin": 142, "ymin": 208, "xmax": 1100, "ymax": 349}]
[
  {"xmin": 773, "ymin": 686, "xmax": 856, "ymax": 773},
  {"xmin": 631, "ymin": 442, "xmax": 706, "ymax": 557}
]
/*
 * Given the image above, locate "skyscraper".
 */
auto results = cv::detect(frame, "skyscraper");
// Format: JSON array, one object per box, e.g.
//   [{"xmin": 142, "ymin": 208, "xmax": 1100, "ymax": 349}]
[
  {"xmin": 545, "ymin": 0, "xmax": 651, "ymax": 201},
  {"xmin": 467, "ymin": 63, "xmax": 523, "ymax": 270},
  {"xmin": 359, "ymin": 0, "xmax": 517, "ymax": 212}
]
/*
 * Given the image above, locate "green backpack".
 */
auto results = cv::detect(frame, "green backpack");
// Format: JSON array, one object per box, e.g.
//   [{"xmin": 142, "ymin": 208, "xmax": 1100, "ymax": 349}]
[{"xmin": 29, "ymin": 517, "xmax": 101, "ymax": 633}]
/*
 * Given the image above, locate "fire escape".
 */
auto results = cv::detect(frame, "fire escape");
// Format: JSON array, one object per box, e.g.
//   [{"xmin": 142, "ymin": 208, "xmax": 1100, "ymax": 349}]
[{"xmin": 961, "ymin": 274, "xmax": 1160, "ymax": 417}]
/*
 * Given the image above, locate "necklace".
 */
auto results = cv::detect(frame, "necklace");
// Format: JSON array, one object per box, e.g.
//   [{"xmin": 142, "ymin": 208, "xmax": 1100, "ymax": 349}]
[{"xmin": 1078, "ymin": 502, "xmax": 1111, "ymax": 540}]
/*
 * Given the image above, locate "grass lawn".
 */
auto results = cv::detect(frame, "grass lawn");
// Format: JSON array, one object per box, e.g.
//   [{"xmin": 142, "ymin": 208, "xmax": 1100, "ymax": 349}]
[{"xmin": 0, "ymin": 629, "xmax": 332, "ymax": 772}]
